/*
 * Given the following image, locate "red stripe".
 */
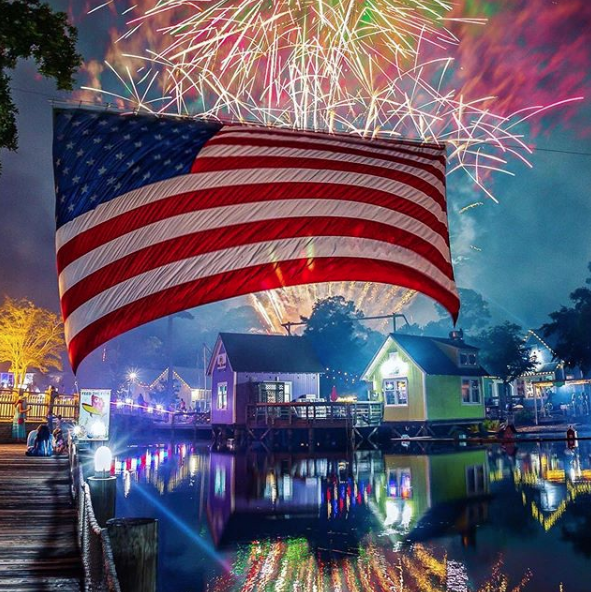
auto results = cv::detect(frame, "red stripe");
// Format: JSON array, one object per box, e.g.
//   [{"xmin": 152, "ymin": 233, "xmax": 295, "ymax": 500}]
[
  {"xmin": 190, "ymin": 156, "xmax": 446, "ymax": 209},
  {"xmin": 57, "ymin": 182, "xmax": 449, "ymax": 273},
  {"xmin": 219, "ymin": 126, "xmax": 446, "ymax": 157},
  {"xmin": 68, "ymin": 257, "xmax": 459, "ymax": 372},
  {"xmin": 204, "ymin": 135, "xmax": 446, "ymax": 177},
  {"xmin": 60, "ymin": 217, "xmax": 455, "ymax": 319}
]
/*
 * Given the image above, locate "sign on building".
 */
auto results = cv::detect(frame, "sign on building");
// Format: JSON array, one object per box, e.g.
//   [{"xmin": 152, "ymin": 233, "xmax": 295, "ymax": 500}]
[{"xmin": 78, "ymin": 389, "xmax": 111, "ymax": 440}]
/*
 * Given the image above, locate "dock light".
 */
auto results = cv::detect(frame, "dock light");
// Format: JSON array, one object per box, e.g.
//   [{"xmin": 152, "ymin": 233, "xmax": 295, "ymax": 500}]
[
  {"xmin": 147, "ymin": 405, "xmax": 154, "ymax": 414},
  {"xmin": 94, "ymin": 445, "xmax": 113, "ymax": 475},
  {"xmin": 90, "ymin": 419, "xmax": 107, "ymax": 439},
  {"xmin": 125, "ymin": 397, "xmax": 133, "ymax": 405},
  {"xmin": 156, "ymin": 404, "xmax": 163, "ymax": 412},
  {"xmin": 128, "ymin": 371, "xmax": 137, "ymax": 381},
  {"xmin": 116, "ymin": 400, "xmax": 124, "ymax": 408}
]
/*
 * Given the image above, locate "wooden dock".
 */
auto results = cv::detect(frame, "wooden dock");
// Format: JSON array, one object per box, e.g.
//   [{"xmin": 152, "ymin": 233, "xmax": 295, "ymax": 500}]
[{"xmin": 0, "ymin": 445, "xmax": 82, "ymax": 591}]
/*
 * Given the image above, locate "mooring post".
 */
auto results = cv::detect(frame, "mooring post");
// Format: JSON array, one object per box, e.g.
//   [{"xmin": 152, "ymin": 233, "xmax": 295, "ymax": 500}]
[{"xmin": 107, "ymin": 517, "xmax": 158, "ymax": 592}]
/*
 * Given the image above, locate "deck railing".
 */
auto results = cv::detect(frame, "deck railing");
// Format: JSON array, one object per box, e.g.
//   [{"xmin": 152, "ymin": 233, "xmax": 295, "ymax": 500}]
[
  {"xmin": 0, "ymin": 388, "xmax": 78, "ymax": 422},
  {"xmin": 69, "ymin": 438, "xmax": 121, "ymax": 592},
  {"xmin": 247, "ymin": 401, "xmax": 383, "ymax": 428}
]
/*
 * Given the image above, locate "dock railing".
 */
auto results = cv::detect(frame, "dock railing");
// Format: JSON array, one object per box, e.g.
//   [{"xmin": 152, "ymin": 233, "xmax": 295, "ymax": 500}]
[
  {"xmin": 69, "ymin": 438, "xmax": 121, "ymax": 592},
  {"xmin": 0, "ymin": 388, "xmax": 78, "ymax": 422},
  {"xmin": 247, "ymin": 400, "xmax": 383, "ymax": 428}
]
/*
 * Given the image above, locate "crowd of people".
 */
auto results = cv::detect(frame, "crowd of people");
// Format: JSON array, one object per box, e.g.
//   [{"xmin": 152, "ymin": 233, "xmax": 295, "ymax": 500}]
[{"xmin": 12, "ymin": 393, "xmax": 68, "ymax": 456}]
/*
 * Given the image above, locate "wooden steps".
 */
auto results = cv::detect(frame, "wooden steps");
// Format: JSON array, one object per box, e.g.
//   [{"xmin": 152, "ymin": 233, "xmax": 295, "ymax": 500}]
[{"xmin": 0, "ymin": 445, "xmax": 83, "ymax": 591}]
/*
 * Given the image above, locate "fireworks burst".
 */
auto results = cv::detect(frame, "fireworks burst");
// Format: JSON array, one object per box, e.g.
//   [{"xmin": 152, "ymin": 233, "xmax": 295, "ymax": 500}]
[{"xmin": 79, "ymin": 0, "xmax": 584, "ymax": 326}]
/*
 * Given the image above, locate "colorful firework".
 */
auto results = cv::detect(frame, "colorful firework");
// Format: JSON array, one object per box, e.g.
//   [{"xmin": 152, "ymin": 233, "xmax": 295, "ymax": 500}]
[{"xmin": 76, "ymin": 0, "xmax": 585, "ymax": 325}]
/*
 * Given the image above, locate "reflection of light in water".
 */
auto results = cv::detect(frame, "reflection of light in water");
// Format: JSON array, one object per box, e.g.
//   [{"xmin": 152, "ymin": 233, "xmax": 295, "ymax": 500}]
[
  {"xmin": 123, "ymin": 469, "xmax": 131, "ymax": 498},
  {"xmin": 384, "ymin": 499, "xmax": 400, "ymax": 527},
  {"xmin": 190, "ymin": 456, "xmax": 197, "ymax": 477},
  {"xmin": 446, "ymin": 561, "xmax": 468, "ymax": 592},
  {"xmin": 131, "ymin": 480, "xmax": 231, "ymax": 574}
]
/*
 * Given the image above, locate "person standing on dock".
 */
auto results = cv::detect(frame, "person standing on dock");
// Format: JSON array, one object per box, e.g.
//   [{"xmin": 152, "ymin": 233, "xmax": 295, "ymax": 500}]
[{"xmin": 12, "ymin": 395, "xmax": 28, "ymax": 442}]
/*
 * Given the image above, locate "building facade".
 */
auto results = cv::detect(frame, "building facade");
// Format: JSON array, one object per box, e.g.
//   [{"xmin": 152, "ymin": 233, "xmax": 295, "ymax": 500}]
[
  {"xmin": 208, "ymin": 333, "xmax": 325, "ymax": 427},
  {"xmin": 362, "ymin": 333, "xmax": 488, "ymax": 431}
]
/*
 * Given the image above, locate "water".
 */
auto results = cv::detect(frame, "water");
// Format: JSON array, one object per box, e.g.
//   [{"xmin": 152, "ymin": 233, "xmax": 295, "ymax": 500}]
[{"xmin": 112, "ymin": 440, "xmax": 591, "ymax": 592}]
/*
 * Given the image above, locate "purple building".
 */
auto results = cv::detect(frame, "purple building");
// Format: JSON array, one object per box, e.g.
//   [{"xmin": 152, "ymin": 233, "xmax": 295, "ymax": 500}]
[{"xmin": 207, "ymin": 333, "xmax": 325, "ymax": 428}]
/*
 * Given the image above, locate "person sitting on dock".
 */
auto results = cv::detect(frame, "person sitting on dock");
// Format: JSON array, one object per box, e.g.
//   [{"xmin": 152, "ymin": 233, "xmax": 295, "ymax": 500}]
[{"xmin": 26, "ymin": 424, "xmax": 54, "ymax": 457}]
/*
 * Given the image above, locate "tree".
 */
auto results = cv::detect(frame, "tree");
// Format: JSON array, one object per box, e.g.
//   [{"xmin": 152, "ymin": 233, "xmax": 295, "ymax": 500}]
[
  {"xmin": 542, "ymin": 262, "xmax": 591, "ymax": 373},
  {"xmin": 476, "ymin": 322, "xmax": 536, "ymax": 413},
  {"xmin": 0, "ymin": 297, "xmax": 65, "ymax": 387},
  {"xmin": 0, "ymin": 0, "xmax": 81, "ymax": 157},
  {"xmin": 421, "ymin": 288, "xmax": 492, "ymax": 338},
  {"xmin": 302, "ymin": 296, "xmax": 381, "ymax": 395}
]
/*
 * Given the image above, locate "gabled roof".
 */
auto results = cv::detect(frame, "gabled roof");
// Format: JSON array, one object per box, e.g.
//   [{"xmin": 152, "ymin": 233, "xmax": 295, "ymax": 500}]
[
  {"xmin": 213, "ymin": 333, "xmax": 325, "ymax": 374},
  {"xmin": 392, "ymin": 334, "xmax": 488, "ymax": 376},
  {"xmin": 363, "ymin": 333, "xmax": 489, "ymax": 379}
]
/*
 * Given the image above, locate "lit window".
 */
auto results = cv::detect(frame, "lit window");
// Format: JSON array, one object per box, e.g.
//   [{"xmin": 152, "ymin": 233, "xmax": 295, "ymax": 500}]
[
  {"xmin": 461, "ymin": 378, "xmax": 480, "ymax": 404},
  {"xmin": 217, "ymin": 382, "xmax": 228, "ymax": 410},
  {"xmin": 383, "ymin": 378, "xmax": 408, "ymax": 406}
]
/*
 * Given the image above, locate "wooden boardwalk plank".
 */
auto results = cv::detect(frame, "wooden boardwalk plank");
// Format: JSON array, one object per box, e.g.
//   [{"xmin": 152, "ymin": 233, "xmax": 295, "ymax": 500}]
[{"xmin": 0, "ymin": 445, "xmax": 83, "ymax": 591}]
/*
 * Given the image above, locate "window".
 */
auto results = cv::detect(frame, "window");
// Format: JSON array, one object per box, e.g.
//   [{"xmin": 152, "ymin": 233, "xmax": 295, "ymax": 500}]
[
  {"xmin": 466, "ymin": 465, "xmax": 486, "ymax": 495},
  {"xmin": 459, "ymin": 351, "xmax": 478, "ymax": 366},
  {"xmin": 387, "ymin": 468, "xmax": 412, "ymax": 498},
  {"xmin": 383, "ymin": 378, "xmax": 408, "ymax": 406},
  {"xmin": 461, "ymin": 378, "xmax": 481, "ymax": 404},
  {"xmin": 217, "ymin": 382, "xmax": 228, "ymax": 410}
]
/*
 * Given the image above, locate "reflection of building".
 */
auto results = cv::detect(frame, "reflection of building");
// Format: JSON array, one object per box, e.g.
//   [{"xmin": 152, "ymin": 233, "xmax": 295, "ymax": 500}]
[
  {"xmin": 206, "ymin": 452, "xmax": 378, "ymax": 549},
  {"xmin": 371, "ymin": 450, "xmax": 490, "ymax": 547},
  {"xmin": 362, "ymin": 333, "xmax": 487, "ymax": 435},
  {"xmin": 511, "ymin": 442, "xmax": 591, "ymax": 532},
  {"xmin": 208, "ymin": 333, "xmax": 324, "ymax": 428}
]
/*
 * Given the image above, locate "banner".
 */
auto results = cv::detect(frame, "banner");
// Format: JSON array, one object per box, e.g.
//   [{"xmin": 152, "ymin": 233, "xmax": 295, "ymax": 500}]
[{"xmin": 78, "ymin": 389, "xmax": 111, "ymax": 440}]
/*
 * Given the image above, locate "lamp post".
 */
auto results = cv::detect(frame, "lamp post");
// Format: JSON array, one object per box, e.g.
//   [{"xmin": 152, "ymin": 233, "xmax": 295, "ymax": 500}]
[{"xmin": 87, "ymin": 445, "xmax": 117, "ymax": 527}]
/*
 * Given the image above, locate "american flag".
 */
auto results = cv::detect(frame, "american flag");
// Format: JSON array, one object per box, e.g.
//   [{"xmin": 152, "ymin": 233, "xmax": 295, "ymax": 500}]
[{"xmin": 53, "ymin": 108, "xmax": 458, "ymax": 372}]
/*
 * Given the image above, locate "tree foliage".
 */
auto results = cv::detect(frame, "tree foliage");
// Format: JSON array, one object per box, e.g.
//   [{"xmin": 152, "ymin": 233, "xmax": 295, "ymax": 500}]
[
  {"xmin": 0, "ymin": 296, "xmax": 65, "ymax": 386},
  {"xmin": 0, "ymin": 0, "xmax": 81, "ymax": 154},
  {"xmin": 542, "ymin": 263, "xmax": 591, "ymax": 373},
  {"xmin": 420, "ymin": 288, "xmax": 491, "ymax": 338},
  {"xmin": 302, "ymin": 296, "xmax": 383, "ymax": 394},
  {"xmin": 476, "ymin": 322, "xmax": 536, "ymax": 409}
]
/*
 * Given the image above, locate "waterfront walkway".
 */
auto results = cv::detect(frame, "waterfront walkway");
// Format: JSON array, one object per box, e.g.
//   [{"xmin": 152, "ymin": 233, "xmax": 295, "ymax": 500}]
[{"xmin": 0, "ymin": 445, "xmax": 82, "ymax": 591}]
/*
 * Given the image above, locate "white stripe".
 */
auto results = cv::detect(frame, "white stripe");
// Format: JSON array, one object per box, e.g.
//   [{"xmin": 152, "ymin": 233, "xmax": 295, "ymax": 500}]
[
  {"xmin": 208, "ymin": 129, "xmax": 446, "ymax": 167},
  {"xmin": 198, "ymin": 143, "xmax": 445, "ymax": 193},
  {"xmin": 219, "ymin": 125, "xmax": 446, "ymax": 157},
  {"xmin": 56, "ymin": 168, "xmax": 447, "ymax": 250},
  {"xmin": 59, "ymin": 198, "xmax": 451, "ymax": 293},
  {"xmin": 64, "ymin": 236, "xmax": 458, "ymax": 344}
]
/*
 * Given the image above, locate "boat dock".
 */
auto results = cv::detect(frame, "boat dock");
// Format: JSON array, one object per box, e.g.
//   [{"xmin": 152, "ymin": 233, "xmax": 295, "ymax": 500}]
[{"xmin": 0, "ymin": 445, "xmax": 82, "ymax": 591}]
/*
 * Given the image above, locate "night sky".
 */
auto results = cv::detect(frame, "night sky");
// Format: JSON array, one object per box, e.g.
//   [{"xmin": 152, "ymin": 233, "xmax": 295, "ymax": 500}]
[{"xmin": 0, "ymin": 1, "xmax": 590, "ymax": 371}]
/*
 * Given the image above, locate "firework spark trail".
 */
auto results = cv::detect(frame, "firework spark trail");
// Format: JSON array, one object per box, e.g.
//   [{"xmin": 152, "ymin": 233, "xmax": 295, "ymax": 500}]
[{"xmin": 77, "ymin": 0, "xmax": 586, "ymax": 326}]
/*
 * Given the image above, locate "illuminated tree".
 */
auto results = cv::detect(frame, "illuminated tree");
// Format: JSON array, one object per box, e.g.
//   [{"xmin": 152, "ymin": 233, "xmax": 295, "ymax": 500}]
[{"xmin": 0, "ymin": 297, "xmax": 64, "ymax": 388}]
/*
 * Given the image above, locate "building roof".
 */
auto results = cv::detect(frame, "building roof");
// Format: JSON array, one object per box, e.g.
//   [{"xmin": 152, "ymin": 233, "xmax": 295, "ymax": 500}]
[
  {"xmin": 363, "ymin": 333, "xmax": 489, "ymax": 379},
  {"xmin": 215, "ymin": 333, "xmax": 325, "ymax": 374},
  {"xmin": 392, "ymin": 334, "xmax": 489, "ymax": 377}
]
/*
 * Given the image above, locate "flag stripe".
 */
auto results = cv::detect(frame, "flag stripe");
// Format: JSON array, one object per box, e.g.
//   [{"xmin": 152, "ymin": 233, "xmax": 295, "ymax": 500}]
[
  {"xmin": 56, "ymin": 173, "xmax": 449, "ymax": 268},
  {"xmin": 64, "ymin": 235, "xmax": 458, "ymax": 345},
  {"xmin": 201, "ymin": 133, "xmax": 446, "ymax": 173},
  {"xmin": 58, "ymin": 197, "xmax": 452, "ymax": 293},
  {"xmin": 218, "ymin": 125, "xmax": 446, "ymax": 157},
  {"xmin": 67, "ymin": 256, "xmax": 459, "ymax": 371},
  {"xmin": 60, "ymin": 215, "xmax": 455, "ymax": 318},
  {"xmin": 191, "ymin": 156, "xmax": 445, "ymax": 208}
]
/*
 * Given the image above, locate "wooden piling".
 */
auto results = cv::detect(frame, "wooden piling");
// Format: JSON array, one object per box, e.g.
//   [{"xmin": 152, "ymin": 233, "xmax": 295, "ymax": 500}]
[{"xmin": 107, "ymin": 517, "xmax": 158, "ymax": 592}]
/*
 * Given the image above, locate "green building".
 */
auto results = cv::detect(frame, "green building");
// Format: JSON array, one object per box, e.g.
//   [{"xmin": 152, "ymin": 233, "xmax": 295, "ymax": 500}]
[{"xmin": 362, "ymin": 333, "xmax": 488, "ymax": 436}]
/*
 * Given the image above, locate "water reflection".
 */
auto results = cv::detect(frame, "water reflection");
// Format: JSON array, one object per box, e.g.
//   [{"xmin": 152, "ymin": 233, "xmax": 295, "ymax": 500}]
[{"xmin": 113, "ymin": 442, "xmax": 591, "ymax": 592}]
